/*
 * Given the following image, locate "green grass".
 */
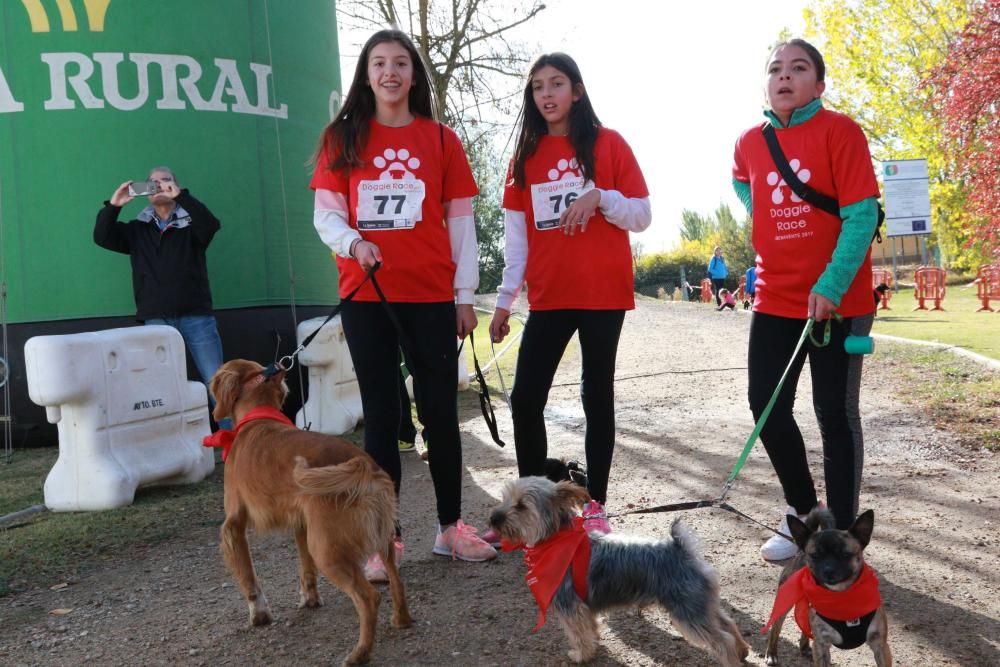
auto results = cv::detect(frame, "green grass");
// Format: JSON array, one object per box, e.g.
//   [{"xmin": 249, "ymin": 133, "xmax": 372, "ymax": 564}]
[
  {"xmin": 0, "ymin": 450, "xmax": 225, "ymax": 597},
  {"xmin": 879, "ymin": 342, "xmax": 1000, "ymax": 452},
  {"xmin": 873, "ymin": 284, "xmax": 1000, "ymax": 360}
]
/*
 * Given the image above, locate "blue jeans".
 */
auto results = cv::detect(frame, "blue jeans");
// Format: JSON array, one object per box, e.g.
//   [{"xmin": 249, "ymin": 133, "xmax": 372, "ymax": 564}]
[{"xmin": 145, "ymin": 314, "xmax": 230, "ymax": 429}]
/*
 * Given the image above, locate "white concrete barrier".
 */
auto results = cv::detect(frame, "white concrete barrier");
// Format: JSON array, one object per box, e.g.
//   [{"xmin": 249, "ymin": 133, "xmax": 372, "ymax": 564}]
[
  {"xmin": 25, "ymin": 325, "xmax": 214, "ymax": 511},
  {"xmin": 294, "ymin": 315, "xmax": 471, "ymax": 435},
  {"xmin": 295, "ymin": 315, "xmax": 363, "ymax": 435}
]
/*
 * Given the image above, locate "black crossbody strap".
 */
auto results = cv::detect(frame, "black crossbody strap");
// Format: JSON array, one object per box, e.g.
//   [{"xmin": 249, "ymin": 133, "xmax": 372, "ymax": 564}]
[{"xmin": 761, "ymin": 124, "xmax": 840, "ymax": 217}]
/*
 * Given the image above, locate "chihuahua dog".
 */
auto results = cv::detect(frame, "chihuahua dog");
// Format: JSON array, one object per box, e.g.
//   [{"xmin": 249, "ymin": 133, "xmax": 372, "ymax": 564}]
[
  {"xmin": 544, "ymin": 457, "xmax": 589, "ymax": 489},
  {"xmin": 489, "ymin": 477, "xmax": 749, "ymax": 666},
  {"xmin": 764, "ymin": 508, "xmax": 890, "ymax": 666},
  {"xmin": 209, "ymin": 359, "xmax": 411, "ymax": 665}
]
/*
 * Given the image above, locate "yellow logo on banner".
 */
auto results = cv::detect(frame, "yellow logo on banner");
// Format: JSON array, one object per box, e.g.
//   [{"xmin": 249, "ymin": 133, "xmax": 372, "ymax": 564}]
[{"xmin": 21, "ymin": 0, "xmax": 111, "ymax": 32}]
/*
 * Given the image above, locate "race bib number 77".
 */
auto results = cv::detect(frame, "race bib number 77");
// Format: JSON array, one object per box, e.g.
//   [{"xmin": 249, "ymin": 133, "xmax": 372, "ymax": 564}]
[
  {"xmin": 530, "ymin": 177, "xmax": 594, "ymax": 230},
  {"xmin": 356, "ymin": 180, "xmax": 426, "ymax": 230}
]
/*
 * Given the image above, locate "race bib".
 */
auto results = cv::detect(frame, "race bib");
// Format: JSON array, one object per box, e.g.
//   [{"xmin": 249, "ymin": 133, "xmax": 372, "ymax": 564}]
[
  {"xmin": 530, "ymin": 177, "xmax": 594, "ymax": 230},
  {"xmin": 356, "ymin": 179, "xmax": 425, "ymax": 230}
]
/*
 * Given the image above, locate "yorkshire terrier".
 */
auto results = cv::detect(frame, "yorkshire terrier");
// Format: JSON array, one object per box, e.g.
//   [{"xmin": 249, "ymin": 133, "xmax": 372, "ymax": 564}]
[{"xmin": 489, "ymin": 476, "xmax": 750, "ymax": 665}]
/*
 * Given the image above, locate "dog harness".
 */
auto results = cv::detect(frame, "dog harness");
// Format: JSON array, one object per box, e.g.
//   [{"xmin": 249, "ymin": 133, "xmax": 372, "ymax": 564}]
[
  {"xmin": 763, "ymin": 563, "xmax": 882, "ymax": 650},
  {"xmin": 502, "ymin": 516, "xmax": 591, "ymax": 631},
  {"xmin": 202, "ymin": 406, "xmax": 294, "ymax": 462}
]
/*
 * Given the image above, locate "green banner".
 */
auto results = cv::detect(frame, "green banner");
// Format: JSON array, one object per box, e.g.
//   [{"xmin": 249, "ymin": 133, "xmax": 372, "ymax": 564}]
[{"xmin": 0, "ymin": 0, "xmax": 341, "ymax": 323}]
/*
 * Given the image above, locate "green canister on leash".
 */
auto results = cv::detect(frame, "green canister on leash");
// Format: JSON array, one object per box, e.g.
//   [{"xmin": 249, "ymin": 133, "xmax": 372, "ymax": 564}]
[{"xmin": 844, "ymin": 335, "xmax": 875, "ymax": 355}]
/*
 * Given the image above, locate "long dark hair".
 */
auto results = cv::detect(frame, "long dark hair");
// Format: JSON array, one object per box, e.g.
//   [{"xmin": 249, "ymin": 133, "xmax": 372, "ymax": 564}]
[
  {"xmin": 316, "ymin": 30, "xmax": 436, "ymax": 172},
  {"xmin": 510, "ymin": 53, "xmax": 601, "ymax": 188}
]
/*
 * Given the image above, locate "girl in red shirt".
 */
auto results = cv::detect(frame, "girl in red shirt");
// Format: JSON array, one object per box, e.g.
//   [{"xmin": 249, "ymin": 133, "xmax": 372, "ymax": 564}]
[
  {"xmin": 311, "ymin": 30, "xmax": 496, "ymax": 576},
  {"xmin": 732, "ymin": 39, "xmax": 880, "ymax": 561},
  {"xmin": 488, "ymin": 53, "xmax": 651, "ymax": 537}
]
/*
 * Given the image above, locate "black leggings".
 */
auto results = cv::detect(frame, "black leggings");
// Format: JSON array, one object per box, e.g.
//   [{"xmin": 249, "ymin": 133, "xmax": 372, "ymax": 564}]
[
  {"xmin": 747, "ymin": 311, "xmax": 874, "ymax": 529},
  {"xmin": 711, "ymin": 278, "xmax": 726, "ymax": 305},
  {"xmin": 510, "ymin": 309, "xmax": 625, "ymax": 504},
  {"xmin": 341, "ymin": 300, "xmax": 462, "ymax": 526}
]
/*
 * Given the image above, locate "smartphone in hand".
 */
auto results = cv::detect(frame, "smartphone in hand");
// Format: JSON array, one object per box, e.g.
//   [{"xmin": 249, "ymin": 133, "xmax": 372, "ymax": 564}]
[{"xmin": 128, "ymin": 180, "xmax": 159, "ymax": 197}]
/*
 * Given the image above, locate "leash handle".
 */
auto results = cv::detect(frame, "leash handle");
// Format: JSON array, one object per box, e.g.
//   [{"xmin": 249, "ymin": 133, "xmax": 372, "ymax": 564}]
[{"xmin": 722, "ymin": 317, "xmax": 815, "ymax": 492}]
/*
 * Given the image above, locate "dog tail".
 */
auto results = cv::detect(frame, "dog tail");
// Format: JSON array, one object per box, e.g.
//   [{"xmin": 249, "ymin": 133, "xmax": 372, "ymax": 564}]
[
  {"xmin": 805, "ymin": 506, "xmax": 836, "ymax": 531},
  {"xmin": 669, "ymin": 518, "xmax": 705, "ymax": 559},
  {"xmin": 292, "ymin": 455, "xmax": 393, "ymax": 507}
]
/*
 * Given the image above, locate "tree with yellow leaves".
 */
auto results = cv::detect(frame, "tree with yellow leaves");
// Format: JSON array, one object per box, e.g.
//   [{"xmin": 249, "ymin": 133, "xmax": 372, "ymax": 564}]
[{"xmin": 804, "ymin": 0, "xmax": 986, "ymax": 270}]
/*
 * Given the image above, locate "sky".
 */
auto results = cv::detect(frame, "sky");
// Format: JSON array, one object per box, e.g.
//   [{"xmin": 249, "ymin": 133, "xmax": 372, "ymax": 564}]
[{"xmin": 337, "ymin": 0, "xmax": 810, "ymax": 252}]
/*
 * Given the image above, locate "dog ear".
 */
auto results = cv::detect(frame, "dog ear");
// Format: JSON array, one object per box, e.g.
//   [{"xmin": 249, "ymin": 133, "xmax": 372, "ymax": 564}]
[
  {"xmin": 848, "ymin": 510, "xmax": 875, "ymax": 549},
  {"xmin": 787, "ymin": 514, "xmax": 813, "ymax": 550},
  {"xmin": 554, "ymin": 480, "xmax": 591, "ymax": 513},
  {"xmin": 210, "ymin": 365, "xmax": 242, "ymax": 423}
]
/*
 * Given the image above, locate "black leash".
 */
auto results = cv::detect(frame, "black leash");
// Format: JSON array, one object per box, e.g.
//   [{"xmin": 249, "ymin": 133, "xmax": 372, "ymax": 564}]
[
  {"xmin": 464, "ymin": 330, "xmax": 506, "ymax": 448},
  {"xmin": 261, "ymin": 262, "xmax": 384, "ymax": 379}
]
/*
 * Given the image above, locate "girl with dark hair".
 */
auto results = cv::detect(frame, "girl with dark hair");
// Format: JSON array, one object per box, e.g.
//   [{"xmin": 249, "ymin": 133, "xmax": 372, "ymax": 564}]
[
  {"xmin": 732, "ymin": 38, "xmax": 880, "ymax": 561},
  {"xmin": 311, "ymin": 30, "xmax": 497, "ymax": 580},
  {"xmin": 487, "ymin": 53, "xmax": 651, "ymax": 541}
]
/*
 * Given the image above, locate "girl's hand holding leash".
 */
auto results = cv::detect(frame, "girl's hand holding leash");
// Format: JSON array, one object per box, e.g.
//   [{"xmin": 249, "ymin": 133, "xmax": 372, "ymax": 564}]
[
  {"xmin": 351, "ymin": 240, "xmax": 382, "ymax": 272},
  {"xmin": 490, "ymin": 308, "xmax": 511, "ymax": 344},
  {"xmin": 456, "ymin": 304, "xmax": 477, "ymax": 339},
  {"xmin": 808, "ymin": 291, "xmax": 837, "ymax": 321},
  {"xmin": 559, "ymin": 188, "xmax": 601, "ymax": 236}
]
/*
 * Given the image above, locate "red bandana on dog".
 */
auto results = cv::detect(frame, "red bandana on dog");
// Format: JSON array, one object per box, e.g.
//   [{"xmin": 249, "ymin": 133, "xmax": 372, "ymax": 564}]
[
  {"xmin": 202, "ymin": 407, "xmax": 294, "ymax": 462},
  {"xmin": 502, "ymin": 516, "xmax": 591, "ymax": 631},
  {"xmin": 762, "ymin": 562, "xmax": 882, "ymax": 639}
]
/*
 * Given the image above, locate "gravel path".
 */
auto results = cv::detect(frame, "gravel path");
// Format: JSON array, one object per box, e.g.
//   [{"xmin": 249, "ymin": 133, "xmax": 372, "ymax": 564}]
[{"xmin": 2, "ymin": 298, "xmax": 998, "ymax": 666}]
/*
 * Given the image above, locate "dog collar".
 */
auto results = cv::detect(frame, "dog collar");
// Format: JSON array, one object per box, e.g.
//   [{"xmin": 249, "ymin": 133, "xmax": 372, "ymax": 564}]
[{"xmin": 202, "ymin": 406, "xmax": 294, "ymax": 461}]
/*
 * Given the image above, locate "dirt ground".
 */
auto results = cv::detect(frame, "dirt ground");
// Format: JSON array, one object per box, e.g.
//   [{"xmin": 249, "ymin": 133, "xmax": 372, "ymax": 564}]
[{"xmin": 2, "ymin": 298, "xmax": 998, "ymax": 666}]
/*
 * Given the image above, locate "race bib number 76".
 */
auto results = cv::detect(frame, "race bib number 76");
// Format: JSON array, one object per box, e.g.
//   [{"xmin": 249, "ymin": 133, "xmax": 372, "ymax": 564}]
[
  {"xmin": 530, "ymin": 177, "xmax": 594, "ymax": 230},
  {"xmin": 356, "ymin": 180, "xmax": 426, "ymax": 230}
]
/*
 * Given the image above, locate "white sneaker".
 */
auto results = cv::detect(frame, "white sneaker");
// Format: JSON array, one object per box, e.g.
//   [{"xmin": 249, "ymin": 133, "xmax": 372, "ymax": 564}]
[{"xmin": 760, "ymin": 506, "xmax": 804, "ymax": 563}]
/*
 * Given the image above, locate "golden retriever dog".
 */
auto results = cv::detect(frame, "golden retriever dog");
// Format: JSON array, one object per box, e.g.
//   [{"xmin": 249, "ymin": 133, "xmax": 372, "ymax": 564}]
[{"xmin": 210, "ymin": 359, "xmax": 411, "ymax": 665}]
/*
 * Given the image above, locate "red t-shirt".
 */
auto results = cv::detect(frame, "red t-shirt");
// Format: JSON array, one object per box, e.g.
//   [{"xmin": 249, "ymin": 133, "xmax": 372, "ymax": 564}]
[
  {"xmin": 732, "ymin": 109, "xmax": 880, "ymax": 318},
  {"xmin": 311, "ymin": 116, "xmax": 478, "ymax": 302},
  {"xmin": 503, "ymin": 128, "xmax": 648, "ymax": 310}
]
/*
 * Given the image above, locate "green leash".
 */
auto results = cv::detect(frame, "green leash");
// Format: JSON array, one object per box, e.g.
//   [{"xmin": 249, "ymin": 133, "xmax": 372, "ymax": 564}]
[
  {"xmin": 718, "ymin": 316, "xmax": 816, "ymax": 502},
  {"xmin": 609, "ymin": 317, "xmax": 819, "ymax": 533}
]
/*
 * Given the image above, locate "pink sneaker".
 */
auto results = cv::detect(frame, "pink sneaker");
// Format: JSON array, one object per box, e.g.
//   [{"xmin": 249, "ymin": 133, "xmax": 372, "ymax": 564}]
[
  {"xmin": 364, "ymin": 537, "xmax": 404, "ymax": 583},
  {"xmin": 479, "ymin": 527, "xmax": 503, "ymax": 548},
  {"xmin": 433, "ymin": 520, "xmax": 498, "ymax": 561},
  {"xmin": 583, "ymin": 500, "xmax": 611, "ymax": 535}
]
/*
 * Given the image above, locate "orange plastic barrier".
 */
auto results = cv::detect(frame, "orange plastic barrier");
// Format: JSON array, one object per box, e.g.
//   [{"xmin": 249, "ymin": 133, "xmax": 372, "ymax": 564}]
[
  {"xmin": 737, "ymin": 274, "xmax": 747, "ymax": 302},
  {"xmin": 913, "ymin": 266, "xmax": 947, "ymax": 311},
  {"xmin": 700, "ymin": 278, "xmax": 714, "ymax": 303},
  {"xmin": 872, "ymin": 268, "xmax": 893, "ymax": 310},
  {"xmin": 974, "ymin": 264, "xmax": 1000, "ymax": 312}
]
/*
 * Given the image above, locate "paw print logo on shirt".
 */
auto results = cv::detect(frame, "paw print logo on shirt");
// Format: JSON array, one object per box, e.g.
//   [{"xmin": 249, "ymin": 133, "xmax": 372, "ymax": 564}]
[
  {"xmin": 547, "ymin": 157, "xmax": 581, "ymax": 181},
  {"xmin": 766, "ymin": 159, "xmax": 812, "ymax": 205},
  {"xmin": 373, "ymin": 148, "xmax": 421, "ymax": 180}
]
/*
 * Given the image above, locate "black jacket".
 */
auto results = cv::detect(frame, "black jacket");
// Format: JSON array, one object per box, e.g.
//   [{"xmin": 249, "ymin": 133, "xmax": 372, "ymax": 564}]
[{"xmin": 94, "ymin": 189, "xmax": 220, "ymax": 320}]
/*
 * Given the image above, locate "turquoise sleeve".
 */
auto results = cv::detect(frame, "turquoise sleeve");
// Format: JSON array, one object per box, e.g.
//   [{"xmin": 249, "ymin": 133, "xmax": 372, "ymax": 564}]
[
  {"xmin": 812, "ymin": 197, "xmax": 879, "ymax": 305},
  {"xmin": 732, "ymin": 178, "xmax": 752, "ymax": 217}
]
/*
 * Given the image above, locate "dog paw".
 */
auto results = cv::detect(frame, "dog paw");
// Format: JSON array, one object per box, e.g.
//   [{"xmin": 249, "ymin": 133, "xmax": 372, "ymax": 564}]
[
  {"xmin": 250, "ymin": 609, "xmax": 272, "ymax": 626},
  {"xmin": 341, "ymin": 648, "xmax": 372, "ymax": 666},
  {"xmin": 764, "ymin": 654, "xmax": 779, "ymax": 666},
  {"xmin": 298, "ymin": 591, "xmax": 322, "ymax": 609},
  {"xmin": 391, "ymin": 610, "xmax": 413, "ymax": 629}
]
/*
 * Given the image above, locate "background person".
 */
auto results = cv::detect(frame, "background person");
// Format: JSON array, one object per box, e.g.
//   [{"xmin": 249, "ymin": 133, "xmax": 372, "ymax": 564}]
[
  {"xmin": 707, "ymin": 246, "xmax": 728, "ymax": 306},
  {"xmin": 94, "ymin": 167, "xmax": 228, "ymax": 427}
]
